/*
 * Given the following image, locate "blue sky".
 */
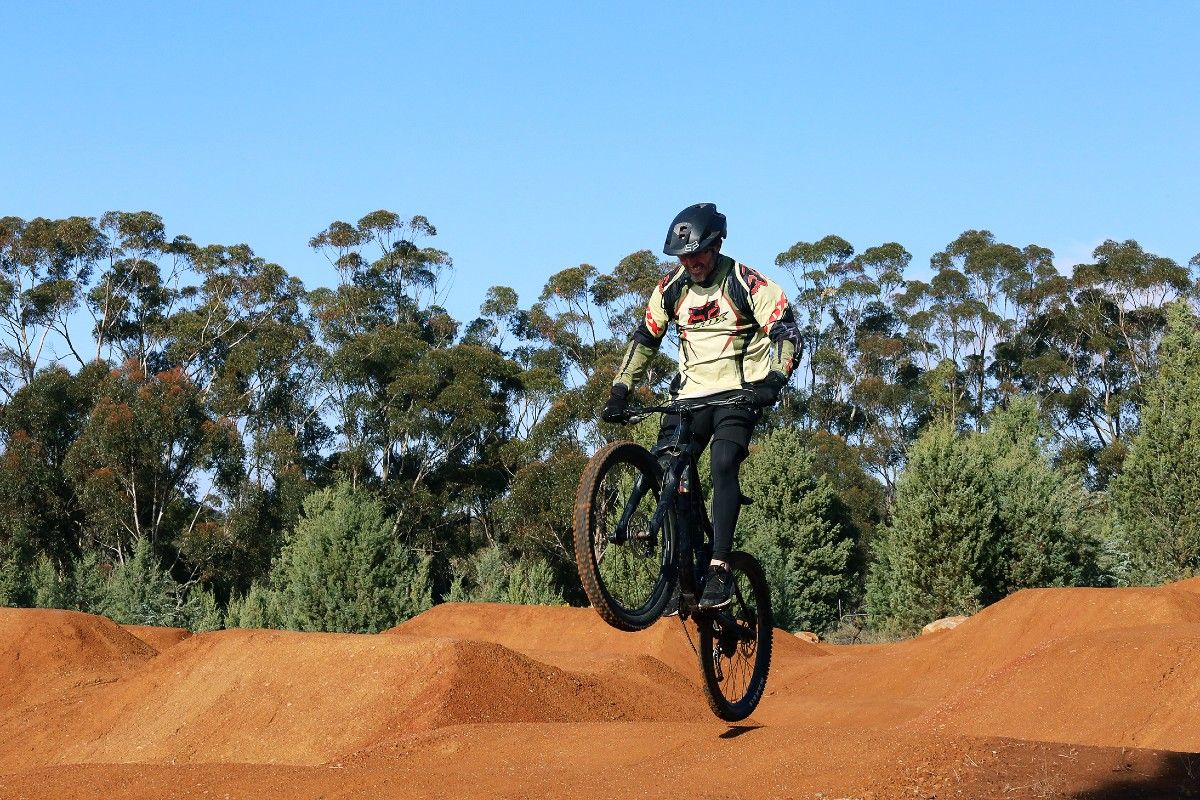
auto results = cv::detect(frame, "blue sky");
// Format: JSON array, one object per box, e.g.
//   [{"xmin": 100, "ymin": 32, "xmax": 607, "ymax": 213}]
[{"xmin": 4, "ymin": 2, "xmax": 1198, "ymax": 325}]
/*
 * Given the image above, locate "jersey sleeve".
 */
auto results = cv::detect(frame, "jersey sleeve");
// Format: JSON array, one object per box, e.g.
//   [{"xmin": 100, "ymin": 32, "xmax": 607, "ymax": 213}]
[
  {"xmin": 750, "ymin": 274, "xmax": 802, "ymax": 378},
  {"xmin": 613, "ymin": 271, "xmax": 673, "ymax": 389}
]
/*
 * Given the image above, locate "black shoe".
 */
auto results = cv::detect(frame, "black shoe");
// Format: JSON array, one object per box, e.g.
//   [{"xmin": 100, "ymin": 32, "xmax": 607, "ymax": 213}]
[
  {"xmin": 699, "ymin": 564, "xmax": 734, "ymax": 610},
  {"xmin": 662, "ymin": 583, "xmax": 681, "ymax": 617}
]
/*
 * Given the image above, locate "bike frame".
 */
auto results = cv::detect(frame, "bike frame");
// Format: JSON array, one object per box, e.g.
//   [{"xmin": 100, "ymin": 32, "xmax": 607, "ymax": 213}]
[{"xmin": 619, "ymin": 393, "xmax": 754, "ymax": 619}]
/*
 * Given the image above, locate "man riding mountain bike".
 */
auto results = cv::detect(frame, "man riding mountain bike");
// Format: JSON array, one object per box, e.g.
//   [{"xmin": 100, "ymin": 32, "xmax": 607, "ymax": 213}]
[{"xmin": 601, "ymin": 202, "xmax": 802, "ymax": 611}]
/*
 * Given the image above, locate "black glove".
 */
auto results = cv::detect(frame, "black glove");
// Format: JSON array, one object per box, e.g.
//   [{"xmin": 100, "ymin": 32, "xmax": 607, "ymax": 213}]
[
  {"xmin": 751, "ymin": 372, "xmax": 787, "ymax": 408},
  {"xmin": 601, "ymin": 384, "xmax": 630, "ymax": 423}
]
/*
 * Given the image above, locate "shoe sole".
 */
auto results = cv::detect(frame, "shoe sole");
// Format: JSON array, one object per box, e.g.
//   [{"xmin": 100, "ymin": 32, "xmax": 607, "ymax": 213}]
[{"xmin": 698, "ymin": 597, "xmax": 732, "ymax": 611}]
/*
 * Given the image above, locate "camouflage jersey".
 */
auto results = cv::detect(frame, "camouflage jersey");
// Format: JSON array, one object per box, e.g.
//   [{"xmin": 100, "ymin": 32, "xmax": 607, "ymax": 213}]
[{"xmin": 614, "ymin": 254, "xmax": 801, "ymax": 400}]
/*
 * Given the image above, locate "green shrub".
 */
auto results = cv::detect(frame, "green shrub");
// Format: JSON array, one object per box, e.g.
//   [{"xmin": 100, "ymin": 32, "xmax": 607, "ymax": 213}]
[
  {"xmin": 31, "ymin": 554, "xmax": 71, "ymax": 609},
  {"xmin": 180, "ymin": 585, "xmax": 223, "ymax": 632},
  {"xmin": 269, "ymin": 483, "xmax": 433, "ymax": 632},
  {"xmin": 96, "ymin": 537, "xmax": 181, "ymax": 626},
  {"xmin": 866, "ymin": 423, "xmax": 1001, "ymax": 632},
  {"xmin": 979, "ymin": 398, "xmax": 1100, "ymax": 591},
  {"xmin": 738, "ymin": 427, "xmax": 856, "ymax": 633},
  {"xmin": 225, "ymin": 581, "xmax": 281, "ymax": 629},
  {"xmin": 1112, "ymin": 301, "xmax": 1200, "ymax": 583},
  {"xmin": 448, "ymin": 543, "xmax": 565, "ymax": 605},
  {"xmin": 0, "ymin": 545, "xmax": 24, "ymax": 607},
  {"xmin": 70, "ymin": 549, "xmax": 109, "ymax": 614}
]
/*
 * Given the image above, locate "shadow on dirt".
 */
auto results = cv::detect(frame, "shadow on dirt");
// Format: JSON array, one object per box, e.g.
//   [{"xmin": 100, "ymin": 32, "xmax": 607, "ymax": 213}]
[
  {"xmin": 717, "ymin": 725, "xmax": 762, "ymax": 740},
  {"xmin": 928, "ymin": 739, "xmax": 1200, "ymax": 799},
  {"xmin": 1073, "ymin": 750, "xmax": 1200, "ymax": 799}
]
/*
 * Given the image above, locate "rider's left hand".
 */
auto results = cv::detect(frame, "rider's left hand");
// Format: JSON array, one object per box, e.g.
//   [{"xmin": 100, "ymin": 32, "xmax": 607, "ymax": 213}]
[{"xmin": 752, "ymin": 372, "xmax": 787, "ymax": 408}]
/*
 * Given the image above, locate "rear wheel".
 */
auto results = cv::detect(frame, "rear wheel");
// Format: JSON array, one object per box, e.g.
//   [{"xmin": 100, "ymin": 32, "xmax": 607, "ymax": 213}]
[
  {"xmin": 573, "ymin": 441, "xmax": 674, "ymax": 631},
  {"xmin": 697, "ymin": 551, "xmax": 772, "ymax": 721}
]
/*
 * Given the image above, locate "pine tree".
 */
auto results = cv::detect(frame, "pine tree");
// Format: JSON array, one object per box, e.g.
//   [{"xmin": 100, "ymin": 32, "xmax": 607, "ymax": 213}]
[
  {"xmin": 69, "ymin": 549, "xmax": 109, "ymax": 614},
  {"xmin": 738, "ymin": 428, "xmax": 855, "ymax": 633},
  {"xmin": 224, "ymin": 581, "xmax": 282, "ymax": 629},
  {"xmin": 978, "ymin": 398, "xmax": 1099, "ymax": 591},
  {"xmin": 180, "ymin": 585, "xmax": 224, "ymax": 631},
  {"xmin": 0, "ymin": 544, "xmax": 23, "ymax": 607},
  {"xmin": 31, "ymin": 554, "xmax": 71, "ymax": 609},
  {"xmin": 97, "ymin": 536, "xmax": 182, "ymax": 626},
  {"xmin": 447, "ymin": 544, "xmax": 565, "ymax": 605},
  {"xmin": 269, "ymin": 483, "xmax": 433, "ymax": 632},
  {"xmin": 866, "ymin": 424, "xmax": 1002, "ymax": 632},
  {"xmin": 1112, "ymin": 302, "xmax": 1200, "ymax": 582}
]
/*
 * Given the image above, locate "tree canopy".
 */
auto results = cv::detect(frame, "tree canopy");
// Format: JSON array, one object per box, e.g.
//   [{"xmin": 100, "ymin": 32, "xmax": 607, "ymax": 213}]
[{"xmin": 1, "ymin": 208, "xmax": 1196, "ymax": 633}]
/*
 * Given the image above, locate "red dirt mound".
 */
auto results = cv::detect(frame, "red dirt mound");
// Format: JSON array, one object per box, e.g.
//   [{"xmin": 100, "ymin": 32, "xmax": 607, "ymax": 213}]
[
  {"xmin": 2, "ymin": 587, "xmax": 1198, "ymax": 799},
  {"xmin": 755, "ymin": 585, "xmax": 1200, "ymax": 728},
  {"xmin": 120, "ymin": 624, "xmax": 192, "ymax": 652},
  {"xmin": 1, "ymin": 622, "xmax": 709, "ymax": 770},
  {"xmin": 931, "ymin": 623, "xmax": 1200, "ymax": 751},
  {"xmin": 1169, "ymin": 574, "xmax": 1200, "ymax": 594},
  {"xmin": 390, "ymin": 601, "xmax": 824, "ymax": 680},
  {"xmin": 0, "ymin": 608, "xmax": 155, "ymax": 705}
]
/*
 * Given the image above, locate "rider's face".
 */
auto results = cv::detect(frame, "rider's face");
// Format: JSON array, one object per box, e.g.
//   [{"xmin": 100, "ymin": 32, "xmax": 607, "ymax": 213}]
[{"xmin": 679, "ymin": 248, "xmax": 718, "ymax": 283}]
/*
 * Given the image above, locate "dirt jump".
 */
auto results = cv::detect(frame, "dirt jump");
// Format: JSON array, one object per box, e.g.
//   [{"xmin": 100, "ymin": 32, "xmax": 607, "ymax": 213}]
[{"xmin": 2, "ymin": 583, "xmax": 1199, "ymax": 799}]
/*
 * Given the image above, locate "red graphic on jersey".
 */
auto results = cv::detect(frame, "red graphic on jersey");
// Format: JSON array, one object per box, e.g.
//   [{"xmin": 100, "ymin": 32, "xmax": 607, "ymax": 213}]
[
  {"xmin": 644, "ymin": 308, "xmax": 663, "ymax": 336},
  {"xmin": 687, "ymin": 300, "xmax": 721, "ymax": 325},
  {"xmin": 740, "ymin": 264, "xmax": 767, "ymax": 296},
  {"xmin": 764, "ymin": 295, "xmax": 789, "ymax": 331},
  {"xmin": 657, "ymin": 271, "xmax": 673, "ymax": 293}
]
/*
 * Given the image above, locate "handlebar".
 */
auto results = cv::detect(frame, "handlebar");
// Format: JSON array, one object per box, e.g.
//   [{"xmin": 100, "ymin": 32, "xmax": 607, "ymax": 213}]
[{"xmin": 621, "ymin": 391, "xmax": 757, "ymax": 424}]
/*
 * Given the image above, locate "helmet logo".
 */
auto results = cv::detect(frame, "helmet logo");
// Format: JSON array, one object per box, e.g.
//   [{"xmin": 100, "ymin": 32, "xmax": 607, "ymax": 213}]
[{"xmin": 683, "ymin": 242, "xmax": 699, "ymax": 252}]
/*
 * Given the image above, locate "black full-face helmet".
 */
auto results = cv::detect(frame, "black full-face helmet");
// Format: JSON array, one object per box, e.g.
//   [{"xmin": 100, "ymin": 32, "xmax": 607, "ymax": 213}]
[{"xmin": 663, "ymin": 203, "xmax": 727, "ymax": 257}]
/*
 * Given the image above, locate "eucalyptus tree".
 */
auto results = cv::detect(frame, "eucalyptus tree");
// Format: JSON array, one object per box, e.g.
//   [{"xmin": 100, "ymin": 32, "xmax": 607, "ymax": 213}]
[
  {"xmin": 500, "ymin": 250, "xmax": 672, "ymax": 448},
  {"xmin": 308, "ymin": 210, "xmax": 518, "ymax": 551},
  {"xmin": 775, "ymin": 236, "xmax": 921, "ymax": 489},
  {"xmin": 308, "ymin": 210, "xmax": 456, "ymax": 491},
  {"xmin": 86, "ymin": 212, "xmax": 193, "ymax": 372},
  {"xmin": 774, "ymin": 235, "xmax": 854, "ymax": 431},
  {"xmin": 1020, "ymin": 240, "xmax": 1193, "ymax": 484},
  {"xmin": 0, "ymin": 215, "xmax": 106, "ymax": 397},
  {"xmin": 63, "ymin": 361, "xmax": 242, "ymax": 570},
  {"xmin": 928, "ymin": 231, "xmax": 1031, "ymax": 429},
  {"xmin": 473, "ymin": 251, "xmax": 669, "ymax": 582},
  {"xmin": 164, "ymin": 242, "xmax": 323, "ymax": 590},
  {"xmin": 0, "ymin": 362, "xmax": 108, "ymax": 601}
]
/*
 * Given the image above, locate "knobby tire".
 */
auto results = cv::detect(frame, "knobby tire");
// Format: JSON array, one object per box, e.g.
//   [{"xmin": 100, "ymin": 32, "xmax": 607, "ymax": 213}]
[
  {"xmin": 573, "ymin": 441, "xmax": 673, "ymax": 631},
  {"xmin": 697, "ymin": 551, "xmax": 772, "ymax": 721}
]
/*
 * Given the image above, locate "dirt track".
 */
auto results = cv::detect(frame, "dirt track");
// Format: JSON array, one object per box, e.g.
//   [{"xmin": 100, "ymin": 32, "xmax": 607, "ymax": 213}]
[{"xmin": 2, "ymin": 583, "xmax": 1199, "ymax": 799}]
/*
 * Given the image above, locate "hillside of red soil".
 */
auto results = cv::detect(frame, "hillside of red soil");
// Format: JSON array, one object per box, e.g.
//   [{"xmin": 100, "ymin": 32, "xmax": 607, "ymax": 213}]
[{"xmin": 2, "ymin": 587, "xmax": 1198, "ymax": 799}]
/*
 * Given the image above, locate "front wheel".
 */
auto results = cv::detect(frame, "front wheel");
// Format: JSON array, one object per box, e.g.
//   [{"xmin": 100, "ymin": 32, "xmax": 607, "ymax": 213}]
[
  {"xmin": 573, "ymin": 441, "xmax": 675, "ymax": 631},
  {"xmin": 697, "ymin": 551, "xmax": 773, "ymax": 721}
]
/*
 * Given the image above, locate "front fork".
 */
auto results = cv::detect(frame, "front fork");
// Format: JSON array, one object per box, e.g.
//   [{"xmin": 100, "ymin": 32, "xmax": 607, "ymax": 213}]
[
  {"xmin": 607, "ymin": 458, "xmax": 682, "ymax": 580},
  {"xmin": 610, "ymin": 472, "xmax": 651, "ymax": 545}
]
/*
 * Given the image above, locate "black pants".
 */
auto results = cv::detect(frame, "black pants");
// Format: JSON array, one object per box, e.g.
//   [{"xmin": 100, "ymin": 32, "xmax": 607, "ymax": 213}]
[{"xmin": 653, "ymin": 401, "xmax": 759, "ymax": 563}]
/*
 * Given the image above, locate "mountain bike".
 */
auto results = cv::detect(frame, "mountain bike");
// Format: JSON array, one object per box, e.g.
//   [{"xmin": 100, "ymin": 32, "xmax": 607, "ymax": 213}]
[{"xmin": 572, "ymin": 393, "xmax": 773, "ymax": 722}]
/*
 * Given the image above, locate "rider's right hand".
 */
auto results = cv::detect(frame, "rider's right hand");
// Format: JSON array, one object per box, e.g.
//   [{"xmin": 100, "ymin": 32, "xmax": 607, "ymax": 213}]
[{"xmin": 601, "ymin": 384, "xmax": 629, "ymax": 423}]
